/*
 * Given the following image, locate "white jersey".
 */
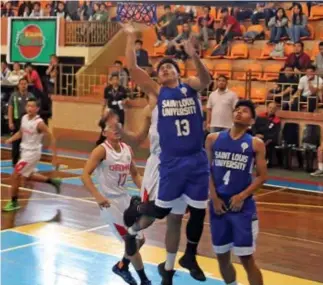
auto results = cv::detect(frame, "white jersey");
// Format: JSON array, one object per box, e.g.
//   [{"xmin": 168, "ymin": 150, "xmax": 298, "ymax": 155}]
[
  {"xmin": 149, "ymin": 106, "xmax": 161, "ymax": 156},
  {"xmin": 20, "ymin": 114, "xmax": 44, "ymax": 152},
  {"xmin": 96, "ymin": 141, "xmax": 132, "ymax": 199}
]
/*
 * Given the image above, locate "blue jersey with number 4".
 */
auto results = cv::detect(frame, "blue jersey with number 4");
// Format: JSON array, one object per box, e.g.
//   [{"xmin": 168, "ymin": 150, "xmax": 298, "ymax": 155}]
[
  {"xmin": 211, "ymin": 131, "xmax": 255, "ymax": 204},
  {"xmin": 157, "ymin": 83, "xmax": 204, "ymax": 158}
]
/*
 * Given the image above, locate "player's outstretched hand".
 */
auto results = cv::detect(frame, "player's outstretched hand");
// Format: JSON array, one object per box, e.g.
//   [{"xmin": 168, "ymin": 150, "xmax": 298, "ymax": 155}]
[
  {"xmin": 229, "ymin": 194, "xmax": 244, "ymax": 212},
  {"xmin": 212, "ymin": 197, "xmax": 227, "ymax": 215},
  {"xmin": 183, "ymin": 36, "xmax": 197, "ymax": 57},
  {"xmin": 95, "ymin": 193, "xmax": 110, "ymax": 209}
]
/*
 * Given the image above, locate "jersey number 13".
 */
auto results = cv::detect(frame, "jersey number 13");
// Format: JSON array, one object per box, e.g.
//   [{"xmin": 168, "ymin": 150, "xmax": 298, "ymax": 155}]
[{"xmin": 175, "ymin": 119, "xmax": 190, "ymax": 136}]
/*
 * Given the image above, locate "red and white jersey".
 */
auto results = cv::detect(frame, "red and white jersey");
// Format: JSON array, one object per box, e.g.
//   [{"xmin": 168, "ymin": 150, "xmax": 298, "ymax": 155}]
[
  {"xmin": 20, "ymin": 114, "xmax": 44, "ymax": 152},
  {"xmin": 95, "ymin": 141, "xmax": 133, "ymax": 199}
]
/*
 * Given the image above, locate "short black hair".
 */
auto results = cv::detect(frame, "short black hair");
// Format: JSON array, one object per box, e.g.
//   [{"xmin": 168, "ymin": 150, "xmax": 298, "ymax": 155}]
[
  {"xmin": 221, "ymin": 7, "xmax": 229, "ymax": 13},
  {"xmin": 319, "ymin": 41, "xmax": 323, "ymax": 47},
  {"xmin": 26, "ymin": 96, "xmax": 40, "ymax": 107},
  {"xmin": 235, "ymin": 100, "xmax": 256, "ymax": 119},
  {"xmin": 156, "ymin": 58, "xmax": 180, "ymax": 75},
  {"xmin": 306, "ymin": 65, "xmax": 316, "ymax": 71},
  {"xmin": 114, "ymin": 60, "xmax": 122, "ymax": 65},
  {"xmin": 294, "ymin": 41, "xmax": 304, "ymax": 48},
  {"xmin": 164, "ymin": 5, "xmax": 171, "ymax": 10},
  {"xmin": 217, "ymin": 75, "xmax": 228, "ymax": 81},
  {"xmin": 19, "ymin": 78, "xmax": 28, "ymax": 84},
  {"xmin": 25, "ymin": 62, "xmax": 33, "ymax": 68},
  {"xmin": 110, "ymin": 72, "xmax": 119, "ymax": 79},
  {"xmin": 135, "ymin": 39, "xmax": 143, "ymax": 45}
]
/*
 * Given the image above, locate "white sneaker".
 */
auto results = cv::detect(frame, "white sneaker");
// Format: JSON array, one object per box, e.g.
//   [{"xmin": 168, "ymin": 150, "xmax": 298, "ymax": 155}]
[{"xmin": 310, "ymin": 169, "xmax": 323, "ymax": 177}]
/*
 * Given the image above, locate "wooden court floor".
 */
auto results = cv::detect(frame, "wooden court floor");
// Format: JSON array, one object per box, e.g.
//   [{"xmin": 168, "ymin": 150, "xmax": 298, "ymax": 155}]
[{"xmin": 1, "ymin": 149, "xmax": 323, "ymax": 285}]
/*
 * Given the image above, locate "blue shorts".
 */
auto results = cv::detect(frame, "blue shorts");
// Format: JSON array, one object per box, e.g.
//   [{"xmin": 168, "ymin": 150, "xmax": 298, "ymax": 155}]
[
  {"xmin": 209, "ymin": 198, "xmax": 258, "ymax": 256},
  {"xmin": 155, "ymin": 150, "xmax": 209, "ymax": 210}
]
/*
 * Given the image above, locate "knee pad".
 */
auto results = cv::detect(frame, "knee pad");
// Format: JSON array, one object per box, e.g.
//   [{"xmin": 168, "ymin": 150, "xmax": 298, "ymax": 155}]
[
  {"xmin": 153, "ymin": 205, "xmax": 171, "ymax": 219},
  {"xmin": 188, "ymin": 206, "xmax": 206, "ymax": 222}
]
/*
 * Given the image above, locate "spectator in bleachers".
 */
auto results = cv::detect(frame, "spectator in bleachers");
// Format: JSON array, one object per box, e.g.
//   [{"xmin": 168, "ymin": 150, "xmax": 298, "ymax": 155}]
[
  {"xmin": 287, "ymin": 3, "xmax": 309, "ymax": 44},
  {"xmin": 165, "ymin": 23, "xmax": 192, "ymax": 61},
  {"xmin": 65, "ymin": 0, "xmax": 79, "ymax": 20},
  {"xmin": 197, "ymin": 6, "xmax": 215, "ymax": 50},
  {"xmin": 43, "ymin": 3, "xmax": 52, "ymax": 17},
  {"xmin": 1, "ymin": 61, "xmax": 11, "ymax": 81},
  {"xmin": 314, "ymin": 42, "xmax": 323, "ymax": 75},
  {"xmin": 215, "ymin": 8, "xmax": 242, "ymax": 46},
  {"xmin": 268, "ymin": 65, "xmax": 298, "ymax": 103},
  {"xmin": 30, "ymin": 2, "xmax": 43, "ymax": 17},
  {"xmin": 254, "ymin": 102, "xmax": 281, "ymax": 167},
  {"xmin": 54, "ymin": 1, "xmax": 71, "ymax": 21},
  {"xmin": 135, "ymin": 40, "xmax": 149, "ymax": 67},
  {"xmin": 285, "ymin": 41, "xmax": 311, "ymax": 72},
  {"xmin": 174, "ymin": 5, "xmax": 196, "ymax": 24},
  {"xmin": 102, "ymin": 72, "xmax": 129, "ymax": 126},
  {"xmin": 17, "ymin": 1, "xmax": 32, "ymax": 17},
  {"xmin": 25, "ymin": 63, "xmax": 43, "ymax": 94},
  {"xmin": 46, "ymin": 54, "xmax": 59, "ymax": 95},
  {"xmin": 154, "ymin": 5, "xmax": 178, "ymax": 47},
  {"xmin": 232, "ymin": 6, "xmax": 253, "ymax": 22},
  {"xmin": 206, "ymin": 75, "xmax": 238, "ymax": 132},
  {"xmin": 90, "ymin": 3, "xmax": 108, "ymax": 22},
  {"xmin": 1, "ymin": 1, "xmax": 14, "ymax": 17},
  {"xmin": 8, "ymin": 63, "xmax": 25, "ymax": 84},
  {"xmin": 291, "ymin": 65, "xmax": 323, "ymax": 112},
  {"xmin": 75, "ymin": 2, "xmax": 90, "ymax": 21},
  {"xmin": 311, "ymin": 142, "xmax": 323, "ymax": 177},
  {"xmin": 251, "ymin": 2, "xmax": 276, "ymax": 27},
  {"xmin": 268, "ymin": 8, "xmax": 289, "ymax": 44},
  {"xmin": 114, "ymin": 60, "xmax": 129, "ymax": 88}
]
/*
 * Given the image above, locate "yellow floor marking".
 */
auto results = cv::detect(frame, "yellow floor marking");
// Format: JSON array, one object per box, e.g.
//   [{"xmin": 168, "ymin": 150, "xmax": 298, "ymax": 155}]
[
  {"xmin": 257, "ymin": 202, "xmax": 323, "ymax": 209},
  {"xmin": 10, "ymin": 223, "xmax": 322, "ymax": 285}
]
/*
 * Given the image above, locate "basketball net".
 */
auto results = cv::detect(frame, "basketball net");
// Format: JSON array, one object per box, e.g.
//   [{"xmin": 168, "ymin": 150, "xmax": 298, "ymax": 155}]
[{"xmin": 116, "ymin": 2, "xmax": 157, "ymax": 25}]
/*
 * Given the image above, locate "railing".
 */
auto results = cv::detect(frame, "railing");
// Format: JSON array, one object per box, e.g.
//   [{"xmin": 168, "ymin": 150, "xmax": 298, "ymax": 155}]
[
  {"xmin": 65, "ymin": 21, "xmax": 120, "ymax": 46},
  {"xmin": 54, "ymin": 64, "xmax": 323, "ymax": 112}
]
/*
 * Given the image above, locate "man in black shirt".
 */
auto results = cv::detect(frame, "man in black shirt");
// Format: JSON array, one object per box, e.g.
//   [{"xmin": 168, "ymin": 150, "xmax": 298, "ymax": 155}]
[
  {"xmin": 97, "ymin": 73, "xmax": 129, "ymax": 145},
  {"xmin": 267, "ymin": 65, "xmax": 298, "ymax": 104},
  {"xmin": 135, "ymin": 40, "xmax": 149, "ymax": 67}
]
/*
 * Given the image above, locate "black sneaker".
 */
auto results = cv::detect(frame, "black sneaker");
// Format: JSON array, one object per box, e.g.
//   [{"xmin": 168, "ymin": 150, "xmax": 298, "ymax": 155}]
[
  {"xmin": 158, "ymin": 262, "xmax": 175, "ymax": 285},
  {"xmin": 123, "ymin": 196, "xmax": 142, "ymax": 227},
  {"xmin": 112, "ymin": 262, "xmax": 137, "ymax": 285},
  {"xmin": 124, "ymin": 233, "xmax": 138, "ymax": 256},
  {"xmin": 178, "ymin": 254, "xmax": 206, "ymax": 281}
]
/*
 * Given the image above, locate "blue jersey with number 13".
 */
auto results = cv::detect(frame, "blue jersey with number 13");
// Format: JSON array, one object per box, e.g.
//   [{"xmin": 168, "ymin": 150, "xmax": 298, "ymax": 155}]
[{"xmin": 157, "ymin": 83, "xmax": 204, "ymax": 159}]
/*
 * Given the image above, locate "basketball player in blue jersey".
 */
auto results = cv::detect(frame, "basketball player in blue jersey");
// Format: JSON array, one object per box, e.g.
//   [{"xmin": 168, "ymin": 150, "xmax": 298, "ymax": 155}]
[
  {"xmin": 206, "ymin": 100, "xmax": 267, "ymax": 285},
  {"xmin": 121, "ymin": 23, "xmax": 211, "ymax": 285}
]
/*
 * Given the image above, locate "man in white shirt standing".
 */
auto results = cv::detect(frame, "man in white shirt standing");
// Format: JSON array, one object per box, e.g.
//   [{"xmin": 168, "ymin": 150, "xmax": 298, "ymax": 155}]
[
  {"xmin": 206, "ymin": 75, "xmax": 238, "ymax": 133},
  {"xmin": 291, "ymin": 65, "xmax": 323, "ymax": 112}
]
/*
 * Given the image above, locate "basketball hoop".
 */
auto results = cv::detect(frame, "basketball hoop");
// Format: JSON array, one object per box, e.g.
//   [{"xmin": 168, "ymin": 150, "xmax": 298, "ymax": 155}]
[{"xmin": 117, "ymin": 2, "xmax": 157, "ymax": 25}]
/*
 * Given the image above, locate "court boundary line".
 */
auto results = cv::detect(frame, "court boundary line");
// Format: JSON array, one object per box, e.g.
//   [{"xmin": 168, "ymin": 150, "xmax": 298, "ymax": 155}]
[
  {"xmin": 1, "ymin": 229, "xmax": 222, "ymax": 281},
  {"xmin": 2, "ymin": 183, "xmax": 323, "ymax": 246},
  {"xmin": 257, "ymin": 202, "xmax": 323, "ymax": 209},
  {"xmin": 255, "ymin": 187, "xmax": 286, "ymax": 198}
]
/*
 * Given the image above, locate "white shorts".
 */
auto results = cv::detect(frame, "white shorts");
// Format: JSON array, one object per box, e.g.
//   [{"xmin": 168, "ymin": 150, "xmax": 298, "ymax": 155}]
[
  {"xmin": 100, "ymin": 194, "xmax": 144, "ymax": 242},
  {"xmin": 141, "ymin": 154, "xmax": 187, "ymax": 215},
  {"xmin": 14, "ymin": 150, "xmax": 41, "ymax": 178}
]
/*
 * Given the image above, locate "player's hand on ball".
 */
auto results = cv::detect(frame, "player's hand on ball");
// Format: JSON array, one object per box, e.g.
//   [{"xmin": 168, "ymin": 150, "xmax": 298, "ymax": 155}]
[
  {"xmin": 229, "ymin": 194, "xmax": 244, "ymax": 212},
  {"xmin": 212, "ymin": 197, "xmax": 227, "ymax": 215},
  {"xmin": 96, "ymin": 194, "xmax": 110, "ymax": 209}
]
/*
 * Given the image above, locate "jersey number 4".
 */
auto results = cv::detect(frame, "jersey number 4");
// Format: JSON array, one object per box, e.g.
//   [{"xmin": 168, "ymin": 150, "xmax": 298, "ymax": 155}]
[
  {"xmin": 223, "ymin": 170, "xmax": 231, "ymax": 185},
  {"xmin": 175, "ymin": 119, "xmax": 190, "ymax": 136},
  {"xmin": 118, "ymin": 174, "xmax": 127, "ymax": 186}
]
